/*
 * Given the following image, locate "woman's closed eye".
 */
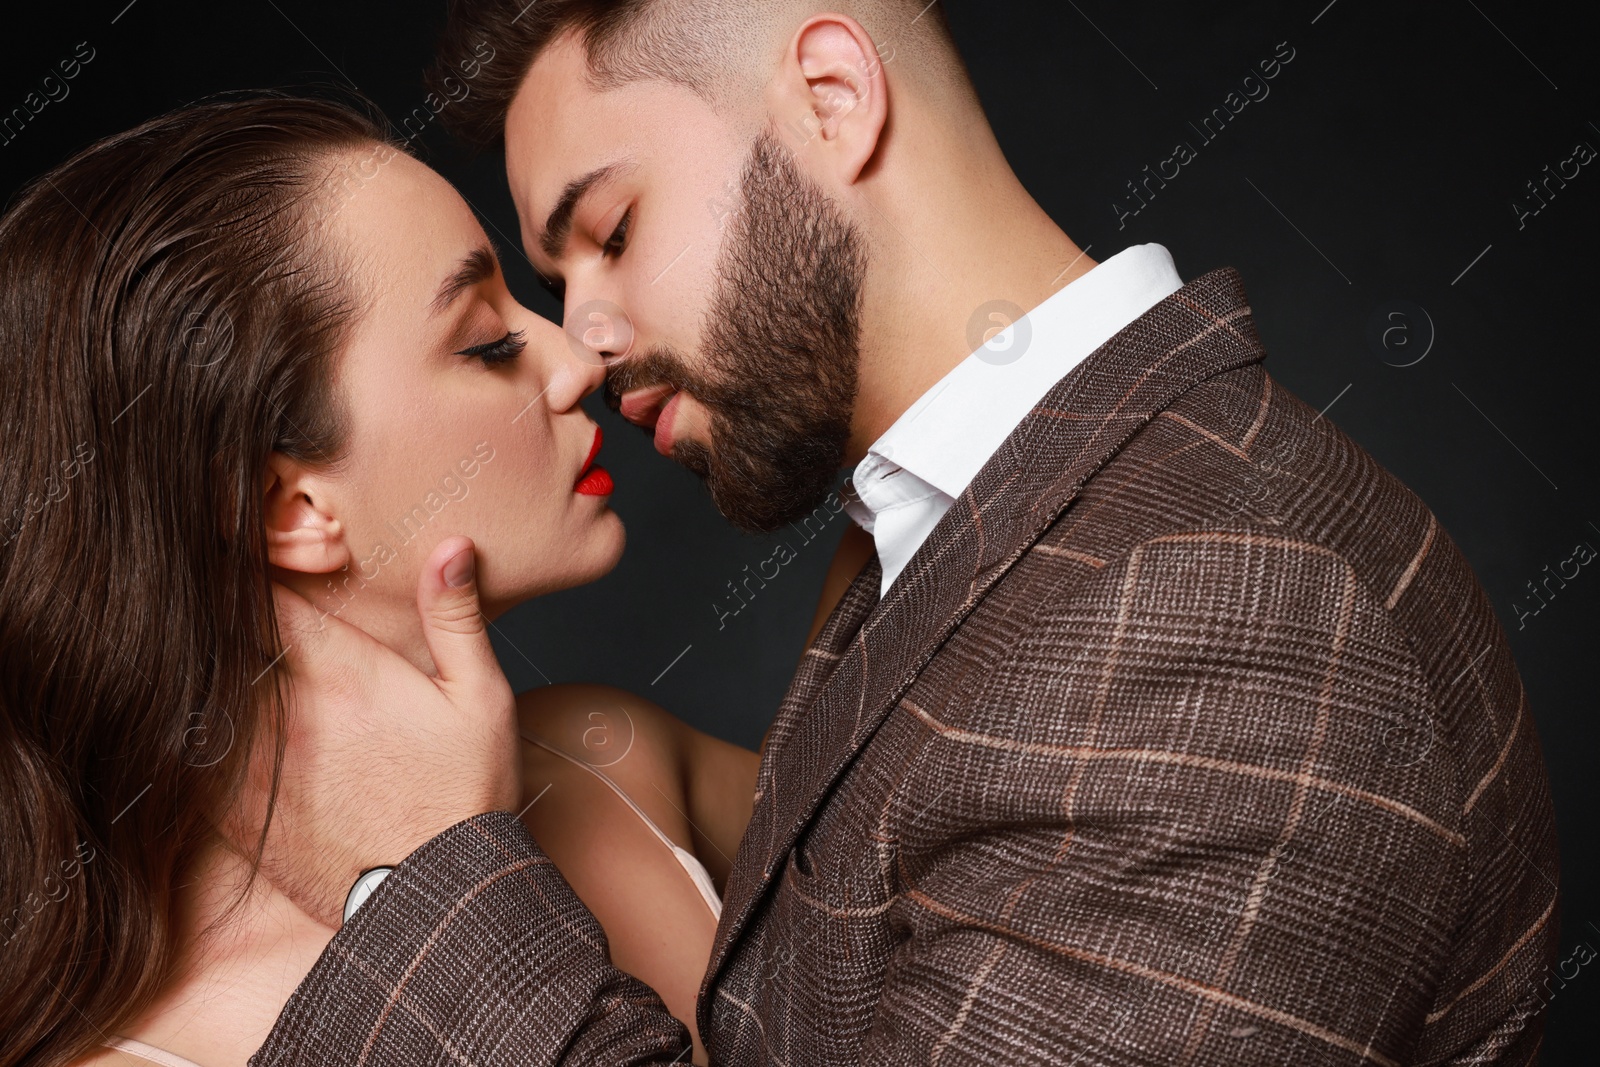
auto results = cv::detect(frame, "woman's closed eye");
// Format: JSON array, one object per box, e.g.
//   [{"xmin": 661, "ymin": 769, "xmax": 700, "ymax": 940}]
[{"xmin": 455, "ymin": 329, "xmax": 526, "ymax": 366}]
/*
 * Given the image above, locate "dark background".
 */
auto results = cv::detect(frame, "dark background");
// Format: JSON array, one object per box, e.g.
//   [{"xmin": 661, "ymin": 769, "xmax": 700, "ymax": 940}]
[{"xmin": 4, "ymin": 0, "xmax": 1595, "ymax": 1059}]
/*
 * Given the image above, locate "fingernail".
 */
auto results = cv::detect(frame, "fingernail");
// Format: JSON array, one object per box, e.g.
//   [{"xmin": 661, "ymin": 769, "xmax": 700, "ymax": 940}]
[{"xmin": 443, "ymin": 548, "xmax": 475, "ymax": 588}]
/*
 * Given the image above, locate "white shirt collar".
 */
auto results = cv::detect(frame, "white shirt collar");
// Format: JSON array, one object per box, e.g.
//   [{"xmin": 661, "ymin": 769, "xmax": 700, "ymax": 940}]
[{"xmin": 845, "ymin": 243, "xmax": 1185, "ymax": 597}]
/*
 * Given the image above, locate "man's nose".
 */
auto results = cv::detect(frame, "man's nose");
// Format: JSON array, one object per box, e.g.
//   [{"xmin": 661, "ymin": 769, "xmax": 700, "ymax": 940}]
[{"xmin": 562, "ymin": 298, "xmax": 635, "ymax": 367}]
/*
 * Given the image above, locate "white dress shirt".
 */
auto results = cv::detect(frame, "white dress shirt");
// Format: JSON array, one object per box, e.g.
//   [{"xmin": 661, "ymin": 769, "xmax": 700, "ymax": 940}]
[{"xmin": 844, "ymin": 243, "xmax": 1185, "ymax": 598}]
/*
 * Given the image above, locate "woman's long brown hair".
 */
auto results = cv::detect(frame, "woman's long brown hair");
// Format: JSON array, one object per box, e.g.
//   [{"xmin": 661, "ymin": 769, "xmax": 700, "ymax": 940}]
[{"xmin": 0, "ymin": 95, "xmax": 393, "ymax": 1066}]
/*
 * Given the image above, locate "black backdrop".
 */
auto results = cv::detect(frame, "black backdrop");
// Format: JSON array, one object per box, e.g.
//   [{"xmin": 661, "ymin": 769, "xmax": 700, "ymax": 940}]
[{"xmin": 4, "ymin": 1, "xmax": 1596, "ymax": 1060}]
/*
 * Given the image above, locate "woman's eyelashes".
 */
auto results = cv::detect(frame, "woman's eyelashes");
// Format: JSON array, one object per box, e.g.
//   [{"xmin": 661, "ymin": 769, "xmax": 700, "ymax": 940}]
[
  {"xmin": 454, "ymin": 329, "xmax": 527, "ymax": 366},
  {"xmin": 602, "ymin": 207, "xmax": 633, "ymax": 259}
]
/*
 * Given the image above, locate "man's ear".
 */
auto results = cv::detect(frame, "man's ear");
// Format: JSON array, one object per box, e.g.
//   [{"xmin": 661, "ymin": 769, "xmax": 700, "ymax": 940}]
[
  {"xmin": 772, "ymin": 14, "xmax": 890, "ymax": 184},
  {"xmin": 263, "ymin": 452, "xmax": 350, "ymax": 575}
]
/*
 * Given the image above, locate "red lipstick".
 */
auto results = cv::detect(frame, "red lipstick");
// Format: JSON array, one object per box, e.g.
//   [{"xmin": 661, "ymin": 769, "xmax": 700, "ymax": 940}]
[{"xmin": 575, "ymin": 426, "xmax": 613, "ymax": 497}]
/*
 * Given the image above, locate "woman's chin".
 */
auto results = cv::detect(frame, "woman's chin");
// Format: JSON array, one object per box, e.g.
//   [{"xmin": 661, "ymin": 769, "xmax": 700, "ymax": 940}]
[
  {"xmin": 488, "ymin": 514, "xmax": 626, "ymax": 611},
  {"xmin": 570, "ymin": 515, "xmax": 627, "ymax": 590},
  {"xmin": 584, "ymin": 511, "xmax": 627, "ymax": 582}
]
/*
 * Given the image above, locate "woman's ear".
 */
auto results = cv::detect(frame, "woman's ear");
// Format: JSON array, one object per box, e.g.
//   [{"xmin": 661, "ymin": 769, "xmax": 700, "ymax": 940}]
[
  {"xmin": 263, "ymin": 452, "xmax": 350, "ymax": 575},
  {"xmin": 771, "ymin": 14, "xmax": 890, "ymax": 185}
]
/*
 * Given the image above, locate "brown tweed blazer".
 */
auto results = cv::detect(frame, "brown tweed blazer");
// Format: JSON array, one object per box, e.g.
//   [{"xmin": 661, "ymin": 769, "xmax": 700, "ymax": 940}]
[{"xmin": 252, "ymin": 267, "xmax": 1559, "ymax": 1066}]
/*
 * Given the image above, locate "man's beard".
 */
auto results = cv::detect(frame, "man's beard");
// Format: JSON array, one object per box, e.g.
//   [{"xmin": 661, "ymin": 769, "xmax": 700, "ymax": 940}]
[{"xmin": 605, "ymin": 127, "xmax": 866, "ymax": 534}]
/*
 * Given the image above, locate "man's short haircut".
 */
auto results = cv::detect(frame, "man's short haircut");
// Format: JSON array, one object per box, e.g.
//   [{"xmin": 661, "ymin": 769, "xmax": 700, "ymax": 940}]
[{"xmin": 427, "ymin": 0, "xmax": 971, "ymax": 152}]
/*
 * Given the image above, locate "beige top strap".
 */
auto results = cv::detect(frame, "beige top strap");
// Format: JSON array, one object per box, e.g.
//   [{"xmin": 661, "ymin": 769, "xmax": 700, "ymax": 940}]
[
  {"xmin": 522, "ymin": 731, "xmax": 721, "ymax": 918},
  {"xmin": 103, "ymin": 1037, "xmax": 207, "ymax": 1067}
]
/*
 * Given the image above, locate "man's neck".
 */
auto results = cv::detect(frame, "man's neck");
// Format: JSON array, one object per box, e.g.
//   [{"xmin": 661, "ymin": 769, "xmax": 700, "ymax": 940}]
[{"xmin": 844, "ymin": 124, "xmax": 1094, "ymax": 463}]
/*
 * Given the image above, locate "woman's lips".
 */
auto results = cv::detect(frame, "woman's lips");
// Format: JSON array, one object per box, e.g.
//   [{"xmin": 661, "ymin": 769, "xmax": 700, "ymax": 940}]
[
  {"xmin": 575, "ymin": 426, "xmax": 613, "ymax": 497},
  {"xmin": 575, "ymin": 467, "xmax": 613, "ymax": 496},
  {"xmin": 580, "ymin": 425, "xmax": 603, "ymax": 472}
]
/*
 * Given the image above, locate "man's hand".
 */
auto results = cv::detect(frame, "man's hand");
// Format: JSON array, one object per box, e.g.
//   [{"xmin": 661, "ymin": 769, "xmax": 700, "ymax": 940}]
[{"xmin": 231, "ymin": 536, "xmax": 520, "ymax": 928}]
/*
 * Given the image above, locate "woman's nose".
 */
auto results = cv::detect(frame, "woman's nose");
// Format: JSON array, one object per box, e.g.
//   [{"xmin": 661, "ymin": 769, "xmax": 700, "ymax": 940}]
[{"xmin": 538, "ymin": 312, "xmax": 610, "ymax": 412}]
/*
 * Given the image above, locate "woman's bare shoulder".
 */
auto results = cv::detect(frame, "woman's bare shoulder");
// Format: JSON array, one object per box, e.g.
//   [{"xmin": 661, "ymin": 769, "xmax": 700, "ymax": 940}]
[
  {"xmin": 515, "ymin": 684, "xmax": 759, "ymax": 888},
  {"xmin": 516, "ymin": 683, "xmax": 687, "ymax": 775}
]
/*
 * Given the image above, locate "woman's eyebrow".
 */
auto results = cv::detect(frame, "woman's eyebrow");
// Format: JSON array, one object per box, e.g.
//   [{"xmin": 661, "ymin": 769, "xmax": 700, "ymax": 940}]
[{"xmin": 429, "ymin": 245, "xmax": 499, "ymax": 316}]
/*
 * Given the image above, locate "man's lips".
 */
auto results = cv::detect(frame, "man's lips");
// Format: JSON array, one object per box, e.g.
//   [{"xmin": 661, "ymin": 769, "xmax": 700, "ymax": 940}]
[
  {"xmin": 654, "ymin": 392, "xmax": 682, "ymax": 457},
  {"xmin": 617, "ymin": 383, "xmax": 682, "ymax": 457},
  {"xmin": 618, "ymin": 383, "xmax": 675, "ymax": 426}
]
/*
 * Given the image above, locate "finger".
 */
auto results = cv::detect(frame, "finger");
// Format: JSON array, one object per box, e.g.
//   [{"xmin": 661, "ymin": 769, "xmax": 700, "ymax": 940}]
[{"xmin": 419, "ymin": 536, "xmax": 503, "ymax": 691}]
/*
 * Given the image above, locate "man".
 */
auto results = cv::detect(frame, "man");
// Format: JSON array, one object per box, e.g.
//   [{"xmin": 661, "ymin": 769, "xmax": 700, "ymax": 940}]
[{"xmin": 252, "ymin": 2, "xmax": 1560, "ymax": 1063}]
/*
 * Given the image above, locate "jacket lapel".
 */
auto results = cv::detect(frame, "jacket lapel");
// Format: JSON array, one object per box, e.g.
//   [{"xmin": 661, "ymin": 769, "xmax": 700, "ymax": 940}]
[{"xmin": 700, "ymin": 266, "xmax": 1266, "ymax": 1014}]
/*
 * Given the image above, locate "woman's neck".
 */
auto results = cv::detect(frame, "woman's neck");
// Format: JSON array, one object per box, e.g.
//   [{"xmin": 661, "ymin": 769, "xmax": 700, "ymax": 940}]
[
  {"xmin": 276, "ymin": 567, "xmax": 438, "ymax": 675},
  {"xmin": 121, "ymin": 842, "xmax": 337, "ymax": 1066}
]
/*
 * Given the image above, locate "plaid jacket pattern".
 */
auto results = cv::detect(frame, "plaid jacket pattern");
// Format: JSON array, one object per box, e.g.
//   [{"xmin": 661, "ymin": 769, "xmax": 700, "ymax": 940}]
[{"xmin": 252, "ymin": 266, "xmax": 1559, "ymax": 1066}]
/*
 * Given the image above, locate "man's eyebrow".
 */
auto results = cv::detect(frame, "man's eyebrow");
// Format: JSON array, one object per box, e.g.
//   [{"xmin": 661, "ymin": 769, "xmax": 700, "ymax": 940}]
[
  {"xmin": 539, "ymin": 160, "xmax": 631, "ymax": 260},
  {"xmin": 429, "ymin": 245, "xmax": 499, "ymax": 316}
]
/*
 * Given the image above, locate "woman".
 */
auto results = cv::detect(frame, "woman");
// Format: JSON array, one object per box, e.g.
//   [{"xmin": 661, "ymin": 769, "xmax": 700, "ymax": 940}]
[{"xmin": 0, "ymin": 95, "xmax": 762, "ymax": 1067}]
